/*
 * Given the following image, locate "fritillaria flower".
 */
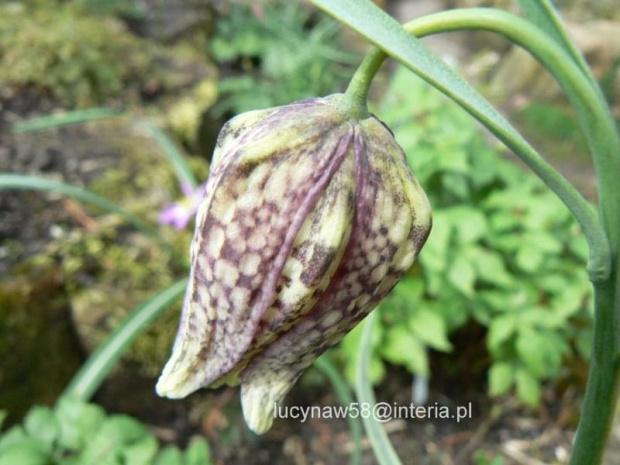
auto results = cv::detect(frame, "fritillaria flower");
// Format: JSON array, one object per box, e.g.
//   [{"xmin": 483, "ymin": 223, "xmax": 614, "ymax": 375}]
[{"xmin": 156, "ymin": 94, "xmax": 432, "ymax": 433}]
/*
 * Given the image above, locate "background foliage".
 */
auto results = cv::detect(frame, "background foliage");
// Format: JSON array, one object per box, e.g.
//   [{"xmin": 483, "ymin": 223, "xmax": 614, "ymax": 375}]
[
  {"xmin": 208, "ymin": 0, "xmax": 359, "ymax": 116},
  {"xmin": 0, "ymin": 398, "xmax": 211, "ymax": 465},
  {"xmin": 339, "ymin": 68, "xmax": 593, "ymax": 407}
]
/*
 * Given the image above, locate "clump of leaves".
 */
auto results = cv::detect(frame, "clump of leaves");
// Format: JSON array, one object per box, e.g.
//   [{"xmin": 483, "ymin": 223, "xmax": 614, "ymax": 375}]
[
  {"xmin": 0, "ymin": 398, "xmax": 211, "ymax": 465},
  {"xmin": 0, "ymin": 3, "xmax": 155, "ymax": 107},
  {"xmin": 208, "ymin": 0, "xmax": 359, "ymax": 115},
  {"xmin": 339, "ymin": 69, "xmax": 592, "ymax": 407}
]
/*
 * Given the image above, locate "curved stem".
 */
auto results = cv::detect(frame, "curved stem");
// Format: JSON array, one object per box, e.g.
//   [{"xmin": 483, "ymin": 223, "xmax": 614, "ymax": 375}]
[
  {"xmin": 63, "ymin": 280, "xmax": 187, "ymax": 401},
  {"xmin": 315, "ymin": 357, "xmax": 363, "ymax": 465},
  {"xmin": 343, "ymin": 8, "xmax": 620, "ymax": 463},
  {"xmin": 347, "ymin": 8, "xmax": 616, "ymax": 283}
]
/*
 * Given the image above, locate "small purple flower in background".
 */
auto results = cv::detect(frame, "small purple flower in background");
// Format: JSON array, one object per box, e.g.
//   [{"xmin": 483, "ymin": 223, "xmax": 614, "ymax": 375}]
[{"xmin": 159, "ymin": 182, "xmax": 206, "ymax": 230}]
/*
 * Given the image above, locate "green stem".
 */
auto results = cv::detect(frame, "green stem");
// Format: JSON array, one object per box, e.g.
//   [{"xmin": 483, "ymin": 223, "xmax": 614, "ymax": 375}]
[
  {"xmin": 345, "ymin": 7, "xmax": 620, "ymax": 463},
  {"xmin": 315, "ymin": 357, "xmax": 363, "ymax": 465},
  {"xmin": 570, "ymin": 276, "xmax": 620, "ymax": 464},
  {"xmin": 348, "ymin": 8, "xmax": 617, "ymax": 283},
  {"xmin": 63, "ymin": 280, "xmax": 187, "ymax": 401}
]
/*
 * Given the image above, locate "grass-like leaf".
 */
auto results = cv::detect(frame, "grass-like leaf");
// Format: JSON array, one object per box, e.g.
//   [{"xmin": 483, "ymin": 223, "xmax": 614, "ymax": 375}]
[
  {"xmin": 10, "ymin": 108, "xmax": 123, "ymax": 134},
  {"xmin": 355, "ymin": 312, "xmax": 402, "ymax": 465},
  {"xmin": 133, "ymin": 121, "xmax": 200, "ymax": 190},
  {"xmin": 9, "ymin": 109, "xmax": 200, "ymax": 190},
  {"xmin": 63, "ymin": 279, "xmax": 187, "ymax": 401},
  {"xmin": 0, "ymin": 173, "xmax": 175, "ymax": 256},
  {"xmin": 516, "ymin": 0, "xmax": 598, "ymax": 88},
  {"xmin": 315, "ymin": 356, "xmax": 363, "ymax": 465}
]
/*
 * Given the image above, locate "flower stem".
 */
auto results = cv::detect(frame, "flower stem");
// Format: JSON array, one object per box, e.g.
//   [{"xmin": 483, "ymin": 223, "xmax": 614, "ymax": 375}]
[
  {"xmin": 344, "ymin": 6, "xmax": 620, "ymax": 462},
  {"xmin": 344, "ymin": 48, "xmax": 384, "ymax": 111},
  {"xmin": 570, "ymin": 276, "xmax": 620, "ymax": 464},
  {"xmin": 344, "ymin": 8, "xmax": 616, "ymax": 283}
]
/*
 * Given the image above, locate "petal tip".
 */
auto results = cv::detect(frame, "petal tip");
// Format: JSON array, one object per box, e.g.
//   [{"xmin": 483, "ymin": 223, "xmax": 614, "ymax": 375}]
[{"xmin": 241, "ymin": 376, "xmax": 295, "ymax": 434}]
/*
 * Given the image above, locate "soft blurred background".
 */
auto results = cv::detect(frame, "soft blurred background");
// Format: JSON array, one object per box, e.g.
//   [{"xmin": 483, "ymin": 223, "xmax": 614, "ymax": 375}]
[{"xmin": 1, "ymin": 0, "xmax": 619, "ymax": 463}]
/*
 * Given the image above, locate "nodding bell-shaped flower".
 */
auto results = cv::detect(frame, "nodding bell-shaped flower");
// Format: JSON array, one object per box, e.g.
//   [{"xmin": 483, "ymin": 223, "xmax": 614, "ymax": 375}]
[{"xmin": 156, "ymin": 94, "xmax": 432, "ymax": 433}]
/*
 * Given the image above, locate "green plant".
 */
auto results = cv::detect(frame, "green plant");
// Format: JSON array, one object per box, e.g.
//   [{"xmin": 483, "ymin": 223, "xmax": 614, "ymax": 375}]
[
  {"xmin": 0, "ymin": 397, "xmax": 211, "ymax": 465},
  {"xmin": 339, "ymin": 68, "xmax": 592, "ymax": 406},
  {"xmin": 313, "ymin": 1, "xmax": 620, "ymax": 463},
  {"xmin": 3, "ymin": 0, "xmax": 620, "ymax": 463},
  {"xmin": 209, "ymin": 0, "xmax": 358, "ymax": 115}
]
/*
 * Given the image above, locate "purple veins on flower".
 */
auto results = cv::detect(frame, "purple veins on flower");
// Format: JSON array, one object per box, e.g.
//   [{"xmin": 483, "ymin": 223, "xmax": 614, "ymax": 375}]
[
  {"xmin": 159, "ymin": 182, "xmax": 206, "ymax": 230},
  {"xmin": 156, "ymin": 94, "xmax": 432, "ymax": 433}
]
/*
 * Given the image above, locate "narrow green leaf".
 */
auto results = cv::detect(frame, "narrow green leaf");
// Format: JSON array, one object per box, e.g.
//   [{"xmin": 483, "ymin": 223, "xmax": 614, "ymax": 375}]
[
  {"xmin": 355, "ymin": 312, "xmax": 402, "ymax": 465},
  {"xmin": 10, "ymin": 108, "xmax": 122, "ymax": 134},
  {"xmin": 62, "ymin": 280, "xmax": 187, "ymax": 401},
  {"xmin": 0, "ymin": 174, "xmax": 175, "ymax": 255},
  {"xmin": 516, "ymin": 0, "xmax": 598, "ymax": 88},
  {"xmin": 315, "ymin": 357, "xmax": 363, "ymax": 465},
  {"xmin": 311, "ymin": 1, "xmax": 615, "ymax": 277},
  {"xmin": 134, "ymin": 121, "xmax": 200, "ymax": 190}
]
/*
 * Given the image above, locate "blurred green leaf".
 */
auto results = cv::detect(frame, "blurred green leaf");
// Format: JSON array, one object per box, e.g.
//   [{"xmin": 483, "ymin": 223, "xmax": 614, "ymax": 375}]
[
  {"xmin": 516, "ymin": 368, "xmax": 541, "ymax": 407},
  {"xmin": 120, "ymin": 435, "xmax": 158, "ymax": 465},
  {"xmin": 153, "ymin": 446, "xmax": 184, "ymax": 465},
  {"xmin": 409, "ymin": 310, "xmax": 452, "ymax": 352},
  {"xmin": 487, "ymin": 315, "xmax": 517, "ymax": 352},
  {"xmin": 447, "ymin": 253, "xmax": 476, "ymax": 297},
  {"xmin": 78, "ymin": 416, "xmax": 147, "ymax": 463},
  {"xmin": 184, "ymin": 438, "xmax": 212, "ymax": 465},
  {"xmin": 24, "ymin": 407, "xmax": 58, "ymax": 452},
  {"xmin": 56, "ymin": 398, "xmax": 106, "ymax": 451},
  {"xmin": 516, "ymin": 327, "xmax": 550, "ymax": 377},
  {"xmin": 0, "ymin": 440, "xmax": 48, "ymax": 465},
  {"xmin": 489, "ymin": 362, "xmax": 515, "ymax": 396},
  {"xmin": 382, "ymin": 326, "xmax": 428, "ymax": 375}
]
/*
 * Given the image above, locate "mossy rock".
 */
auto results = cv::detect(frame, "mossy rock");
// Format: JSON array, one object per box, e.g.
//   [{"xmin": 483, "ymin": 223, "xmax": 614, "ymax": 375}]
[
  {"xmin": 5, "ymin": 117, "xmax": 207, "ymax": 382},
  {"xmin": 0, "ymin": 260, "xmax": 82, "ymax": 423},
  {"xmin": 51, "ymin": 119, "xmax": 206, "ymax": 378},
  {"xmin": 0, "ymin": 1, "xmax": 218, "ymax": 111}
]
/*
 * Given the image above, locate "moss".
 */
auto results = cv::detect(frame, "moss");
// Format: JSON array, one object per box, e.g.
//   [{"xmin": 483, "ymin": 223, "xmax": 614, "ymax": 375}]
[
  {"xmin": 55, "ymin": 227, "xmax": 186, "ymax": 377},
  {"xmin": 0, "ymin": 3, "xmax": 160, "ymax": 107},
  {"xmin": 0, "ymin": 261, "xmax": 82, "ymax": 423},
  {"xmin": 46, "ymin": 119, "xmax": 208, "ymax": 378}
]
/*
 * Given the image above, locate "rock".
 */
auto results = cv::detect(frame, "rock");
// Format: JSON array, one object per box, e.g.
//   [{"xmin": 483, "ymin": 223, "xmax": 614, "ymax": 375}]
[{"xmin": 0, "ymin": 261, "xmax": 81, "ymax": 423}]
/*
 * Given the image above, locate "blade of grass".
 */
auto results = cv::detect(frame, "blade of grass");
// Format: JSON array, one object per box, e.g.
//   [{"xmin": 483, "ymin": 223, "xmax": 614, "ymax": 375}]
[
  {"xmin": 0, "ymin": 173, "xmax": 177, "ymax": 258},
  {"xmin": 9, "ymin": 109, "xmax": 200, "ymax": 190},
  {"xmin": 355, "ymin": 312, "xmax": 402, "ymax": 465},
  {"xmin": 10, "ymin": 108, "xmax": 123, "ymax": 134},
  {"xmin": 516, "ymin": 0, "xmax": 599, "ymax": 90},
  {"xmin": 315, "ymin": 356, "xmax": 363, "ymax": 465},
  {"xmin": 134, "ymin": 121, "xmax": 200, "ymax": 190},
  {"xmin": 63, "ymin": 279, "xmax": 187, "ymax": 400}
]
